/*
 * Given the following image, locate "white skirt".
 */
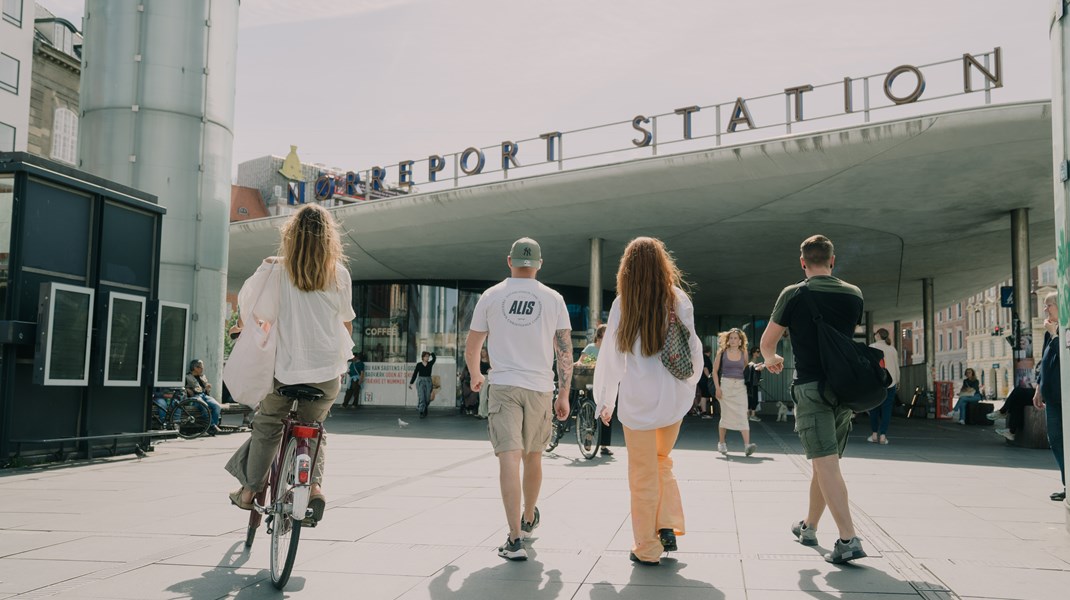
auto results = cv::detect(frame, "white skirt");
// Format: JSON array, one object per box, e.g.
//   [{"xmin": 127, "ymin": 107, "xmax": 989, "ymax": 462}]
[{"xmin": 719, "ymin": 378, "xmax": 749, "ymax": 431}]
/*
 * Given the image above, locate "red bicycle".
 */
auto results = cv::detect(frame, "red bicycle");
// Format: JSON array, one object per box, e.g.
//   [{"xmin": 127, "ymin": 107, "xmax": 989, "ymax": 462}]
[{"xmin": 243, "ymin": 384, "xmax": 326, "ymax": 589}]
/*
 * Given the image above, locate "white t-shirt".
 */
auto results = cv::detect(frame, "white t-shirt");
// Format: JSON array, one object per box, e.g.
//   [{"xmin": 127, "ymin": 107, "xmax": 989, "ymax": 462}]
[
  {"xmin": 869, "ymin": 339, "xmax": 901, "ymax": 388},
  {"xmin": 239, "ymin": 258, "xmax": 356, "ymax": 385},
  {"xmin": 470, "ymin": 277, "xmax": 571, "ymax": 393}
]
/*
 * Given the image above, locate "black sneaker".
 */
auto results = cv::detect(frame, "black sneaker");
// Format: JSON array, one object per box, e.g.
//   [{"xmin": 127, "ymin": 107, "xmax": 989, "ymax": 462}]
[
  {"xmin": 824, "ymin": 537, "xmax": 867, "ymax": 564},
  {"xmin": 497, "ymin": 536, "xmax": 527, "ymax": 561},
  {"xmin": 791, "ymin": 520, "xmax": 818, "ymax": 546},
  {"xmin": 658, "ymin": 528, "xmax": 678, "ymax": 552},
  {"xmin": 521, "ymin": 506, "xmax": 540, "ymax": 537}
]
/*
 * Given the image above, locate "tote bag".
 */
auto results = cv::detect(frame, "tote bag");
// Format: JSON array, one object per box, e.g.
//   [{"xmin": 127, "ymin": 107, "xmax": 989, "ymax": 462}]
[{"xmin": 223, "ymin": 263, "xmax": 280, "ymax": 408}]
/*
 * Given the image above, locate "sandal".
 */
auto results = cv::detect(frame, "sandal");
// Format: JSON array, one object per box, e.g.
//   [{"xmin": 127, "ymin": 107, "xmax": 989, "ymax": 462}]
[{"xmin": 228, "ymin": 488, "xmax": 253, "ymax": 511}]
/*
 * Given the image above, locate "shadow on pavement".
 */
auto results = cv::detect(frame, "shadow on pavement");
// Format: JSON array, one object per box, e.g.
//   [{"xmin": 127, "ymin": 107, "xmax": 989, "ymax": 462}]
[
  {"xmin": 588, "ymin": 556, "xmax": 725, "ymax": 600},
  {"xmin": 165, "ymin": 541, "xmax": 271, "ymax": 600},
  {"xmin": 428, "ymin": 560, "xmax": 563, "ymax": 599}
]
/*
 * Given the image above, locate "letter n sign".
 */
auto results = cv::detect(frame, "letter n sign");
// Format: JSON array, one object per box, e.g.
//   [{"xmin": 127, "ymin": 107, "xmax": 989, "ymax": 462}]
[{"xmin": 287, "ymin": 181, "xmax": 306, "ymax": 205}]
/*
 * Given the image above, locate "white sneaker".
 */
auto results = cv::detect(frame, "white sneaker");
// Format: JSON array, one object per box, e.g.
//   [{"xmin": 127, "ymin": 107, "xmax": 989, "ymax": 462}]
[
  {"xmin": 985, "ymin": 411, "xmax": 1001, "ymax": 421},
  {"xmin": 745, "ymin": 443, "xmax": 757, "ymax": 456},
  {"xmin": 717, "ymin": 442, "xmax": 728, "ymax": 455}
]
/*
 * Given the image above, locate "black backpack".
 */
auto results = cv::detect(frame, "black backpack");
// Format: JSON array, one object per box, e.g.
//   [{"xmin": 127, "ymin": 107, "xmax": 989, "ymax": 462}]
[{"xmin": 800, "ymin": 282, "xmax": 891, "ymax": 412}]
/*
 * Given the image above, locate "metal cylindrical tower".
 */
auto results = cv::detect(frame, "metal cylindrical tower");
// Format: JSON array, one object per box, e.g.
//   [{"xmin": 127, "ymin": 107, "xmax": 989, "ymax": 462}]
[{"xmin": 79, "ymin": 0, "xmax": 238, "ymax": 385}]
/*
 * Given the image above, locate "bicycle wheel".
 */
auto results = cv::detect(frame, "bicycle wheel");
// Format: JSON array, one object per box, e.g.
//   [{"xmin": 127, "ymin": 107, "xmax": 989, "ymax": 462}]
[
  {"xmin": 576, "ymin": 399, "xmax": 602, "ymax": 460},
  {"xmin": 170, "ymin": 398, "xmax": 212, "ymax": 439},
  {"xmin": 270, "ymin": 438, "xmax": 302, "ymax": 589}
]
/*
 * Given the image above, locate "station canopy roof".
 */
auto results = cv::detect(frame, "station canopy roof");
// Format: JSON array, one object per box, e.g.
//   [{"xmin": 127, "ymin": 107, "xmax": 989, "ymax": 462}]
[{"xmin": 229, "ymin": 101, "xmax": 1055, "ymax": 323}]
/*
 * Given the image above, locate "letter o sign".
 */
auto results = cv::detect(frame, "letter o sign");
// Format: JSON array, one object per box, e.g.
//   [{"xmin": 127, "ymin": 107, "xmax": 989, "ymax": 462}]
[
  {"xmin": 460, "ymin": 147, "xmax": 485, "ymax": 176},
  {"xmin": 883, "ymin": 65, "xmax": 926, "ymax": 105}
]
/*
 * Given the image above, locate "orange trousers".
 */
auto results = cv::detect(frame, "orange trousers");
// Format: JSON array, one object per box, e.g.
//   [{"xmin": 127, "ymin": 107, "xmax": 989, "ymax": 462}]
[{"xmin": 622, "ymin": 420, "xmax": 685, "ymax": 562}]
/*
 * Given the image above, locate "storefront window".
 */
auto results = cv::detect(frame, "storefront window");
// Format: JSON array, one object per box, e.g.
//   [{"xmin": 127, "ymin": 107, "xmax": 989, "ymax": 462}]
[{"xmin": 0, "ymin": 173, "xmax": 11, "ymax": 319}]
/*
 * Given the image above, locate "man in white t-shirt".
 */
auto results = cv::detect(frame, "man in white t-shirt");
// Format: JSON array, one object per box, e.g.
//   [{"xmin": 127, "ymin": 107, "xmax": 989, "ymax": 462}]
[{"xmin": 466, "ymin": 238, "xmax": 572, "ymax": 562}]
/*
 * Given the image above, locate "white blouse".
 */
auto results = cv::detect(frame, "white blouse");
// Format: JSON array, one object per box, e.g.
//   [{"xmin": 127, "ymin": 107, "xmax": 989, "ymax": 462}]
[
  {"xmin": 594, "ymin": 287, "xmax": 704, "ymax": 431},
  {"xmin": 238, "ymin": 257, "xmax": 356, "ymax": 385}
]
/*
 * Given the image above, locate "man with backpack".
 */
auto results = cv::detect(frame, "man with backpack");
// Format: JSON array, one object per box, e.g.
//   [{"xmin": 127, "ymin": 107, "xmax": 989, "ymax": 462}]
[{"xmin": 759, "ymin": 235, "xmax": 869, "ymax": 564}]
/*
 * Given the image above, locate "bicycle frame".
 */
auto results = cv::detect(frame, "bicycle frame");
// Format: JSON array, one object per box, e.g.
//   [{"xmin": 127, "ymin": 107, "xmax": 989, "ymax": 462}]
[{"xmin": 257, "ymin": 400, "xmax": 325, "ymax": 523}]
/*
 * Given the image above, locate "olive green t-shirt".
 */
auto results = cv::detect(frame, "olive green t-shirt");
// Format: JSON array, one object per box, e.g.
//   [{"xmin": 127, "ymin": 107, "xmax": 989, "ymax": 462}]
[{"xmin": 770, "ymin": 275, "xmax": 864, "ymax": 384}]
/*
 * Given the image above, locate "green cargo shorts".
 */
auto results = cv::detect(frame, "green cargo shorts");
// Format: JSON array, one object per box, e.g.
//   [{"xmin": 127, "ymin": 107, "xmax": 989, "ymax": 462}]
[{"xmin": 791, "ymin": 381, "xmax": 853, "ymax": 459}]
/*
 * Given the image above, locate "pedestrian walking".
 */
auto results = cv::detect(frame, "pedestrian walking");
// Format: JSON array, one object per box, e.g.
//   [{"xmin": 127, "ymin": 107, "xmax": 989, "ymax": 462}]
[
  {"xmin": 593, "ymin": 237, "xmax": 703, "ymax": 566},
  {"xmin": 464, "ymin": 238, "xmax": 572, "ymax": 562},
  {"xmin": 712, "ymin": 328, "xmax": 757, "ymax": 456},
  {"xmin": 759, "ymin": 234, "xmax": 868, "ymax": 564},
  {"xmin": 408, "ymin": 351, "xmax": 436, "ymax": 418},
  {"xmin": 225, "ymin": 204, "xmax": 355, "ymax": 523},
  {"xmin": 341, "ymin": 352, "xmax": 365, "ymax": 408},
  {"xmin": 867, "ymin": 329, "xmax": 900, "ymax": 444},
  {"xmin": 1034, "ymin": 291, "xmax": 1065, "ymax": 502},
  {"xmin": 695, "ymin": 347, "xmax": 714, "ymax": 418},
  {"xmin": 745, "ymin": 347, "xmax": 765, "ymax": 422}
]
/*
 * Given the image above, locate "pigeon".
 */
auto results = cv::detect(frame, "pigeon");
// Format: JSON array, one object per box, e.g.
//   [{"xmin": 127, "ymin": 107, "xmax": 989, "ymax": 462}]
[{"xmin": 398, "ymin": 418, "xmax": 409, "ymax": 428}]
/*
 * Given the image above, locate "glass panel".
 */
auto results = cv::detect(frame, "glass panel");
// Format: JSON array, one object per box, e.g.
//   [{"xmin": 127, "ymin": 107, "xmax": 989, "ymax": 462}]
[
  {"xmin": 0, "ymin": 121, "xmax": 13, "ymax": 152},
  {"xmin": 157, "ymin": 304, "xmax": 188, "ymax": 384},
  {"xmin": 100, "ymin": 203, "xmax": 153, "ymax": 288},
  {"xmin": 22, "ymin": 179, "xmax": 90, "ymax": 277},
  {"xmin": 2, "ymin": 0, "xmax": 21, "ymax": 26},
  {"xmin": 0, "ymin": 174, "xmax": 11, "ymax": 319},
  {"xmin": 0, "ymin": 53, "xmax": 17, "ymax": 94},
  {"xmin": 407, "ymin": 284, "xmax": 458, "ymax": 360},
  {"xmin": 48, "ymin": 288, "xmax": 91, "ymax": 381},
  {"xmin": 355, "ymin": 283, "xmax": 409, "ymax": 363},
  {"xmin": 107, "ymin": 296, "xmax": 144, "ymax": 383}
]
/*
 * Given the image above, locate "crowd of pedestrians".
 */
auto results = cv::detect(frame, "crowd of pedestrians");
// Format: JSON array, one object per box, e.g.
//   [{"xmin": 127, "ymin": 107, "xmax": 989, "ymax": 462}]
[{"xmin": 223, "ymin": 216, "xmax": 1065, "ymax": 569}]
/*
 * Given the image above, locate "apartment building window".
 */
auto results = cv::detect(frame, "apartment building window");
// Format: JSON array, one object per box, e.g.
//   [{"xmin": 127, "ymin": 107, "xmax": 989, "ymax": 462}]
[
  {"xmin": 939, "ymin": 335, "xmax": 944, "ymax": 351},
  {"xmin": 957, "ymin": 304, "xmax": 962, "ymax": 319},
  {"xmin": 1040, "ymin": 261, "xmax": 1057, "ymax": 286},
  {"xmin": 50, "ymin": 107, "xmax": 78, "ymax": 165},
  {"xmin": 52, "ymin": 22, "xmax": 75, "ymax": 57},
  {"xmin": 948, "ymin": 332, "xmax": 953, "ymax": 350},
  {"xmin": 958, "ymin": 329, "xmax": 963, "ymax": 348},
  {"xmin": 0, "ymin": 53, "xmax": 17, "ymax": 94},
  {"xmin": 0, "ymin": 121, "xmax": 13, "ymax": 152},
  {"xmin": 2, "ymin": 0, "xmax": 21, "ymax": 26}
]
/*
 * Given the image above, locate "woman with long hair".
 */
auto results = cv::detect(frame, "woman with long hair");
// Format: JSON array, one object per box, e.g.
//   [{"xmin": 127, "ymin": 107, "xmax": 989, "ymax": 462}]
[
  {"xmin": 594, "ymin": 237, "xmax": 703, "ymax": 565},
  {"xmin": 712, "ymin": 328, "xmax": 756, "ymax": 456},
  {"xmin": 225, "ymin": 204, "xmax": 355, "ymax": 523}
]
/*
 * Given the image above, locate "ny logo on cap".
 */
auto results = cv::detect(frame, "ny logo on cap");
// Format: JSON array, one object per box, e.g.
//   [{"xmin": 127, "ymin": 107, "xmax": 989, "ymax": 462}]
[{"xmin": 523, "ymin": 248, "xmax": 531, "ymax": 256}]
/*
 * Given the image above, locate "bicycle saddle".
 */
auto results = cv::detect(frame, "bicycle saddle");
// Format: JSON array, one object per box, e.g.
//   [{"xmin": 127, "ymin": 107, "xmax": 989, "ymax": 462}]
[{"xmin": 277, "ymin": 384, "xmax": 325, "ymax": 401}]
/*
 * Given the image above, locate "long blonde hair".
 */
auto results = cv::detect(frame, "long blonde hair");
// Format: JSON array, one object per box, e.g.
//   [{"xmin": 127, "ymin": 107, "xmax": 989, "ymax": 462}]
[
  {"xmin": 278, "ymin": 204, "xmax": 345, "ymax": 292},
  {"xmin": 615, "ymin": 237, "xmax": 687, "ymax": 357},
  {"xmin": 718, "ymin": 328, "xmax": 748, "ymax": 358}
]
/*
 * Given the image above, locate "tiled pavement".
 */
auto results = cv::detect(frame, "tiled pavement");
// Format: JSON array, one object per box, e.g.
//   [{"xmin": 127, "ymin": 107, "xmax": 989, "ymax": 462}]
[{"xmin": 0, "ymin": 407, "xmax": 1067, "ymax": 599}]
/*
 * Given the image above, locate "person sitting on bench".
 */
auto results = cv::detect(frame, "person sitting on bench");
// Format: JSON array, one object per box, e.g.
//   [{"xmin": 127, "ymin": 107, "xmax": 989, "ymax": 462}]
[{"xmin": 186, "ymin": 359, "xmax": 223, "ymax": 435}]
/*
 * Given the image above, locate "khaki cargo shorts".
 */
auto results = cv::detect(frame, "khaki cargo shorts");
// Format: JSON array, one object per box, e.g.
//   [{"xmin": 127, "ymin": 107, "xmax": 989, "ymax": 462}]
[
  {"xmin": 487, "ymin": 384, "xmax": 553, "ymax": 455},
  {"xmin": 791, "ymin": 381, "xmax": 853, "ymax": 460}
]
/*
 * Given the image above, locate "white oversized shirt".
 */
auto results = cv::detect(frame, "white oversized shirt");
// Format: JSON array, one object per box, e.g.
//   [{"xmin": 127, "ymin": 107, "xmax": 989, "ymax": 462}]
[
  {"xmin": 238, "ymin": 257, "xmax": 356, "ymax": 385},
  {"xmin": 594, "ymin": 288, "xmax": 704, "ymax": 431},
  {"xmin": 869, "ymin": 338, "xmax": 901, "ymax": 388},
  {"xmin": 470, "ymin": 277, "xmax": 571, "ymax": 393}
]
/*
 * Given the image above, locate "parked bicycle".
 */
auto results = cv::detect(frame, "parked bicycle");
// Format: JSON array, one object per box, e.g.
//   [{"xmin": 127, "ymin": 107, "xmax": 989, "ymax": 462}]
[
  {"xmin": 546, "ymin": 384, "xmax": 602, "ymax": 460},
  {"xmin": 149, "ymin": 388, "xmax": 211, "ymax": 439},
  {"xmin": 243, "ymin": 384, "xmax": 327, "ymax": 589}
]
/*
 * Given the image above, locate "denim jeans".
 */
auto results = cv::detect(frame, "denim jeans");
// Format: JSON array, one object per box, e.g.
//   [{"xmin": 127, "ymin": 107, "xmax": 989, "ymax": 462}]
[
  {"xmin": 954, "ymin": 394, "xmax": 984, "ymax": 422},
  {"xmin": 1047, "ymin": 400, "xmax": 1065, "ymax": 486},
  {"xmin": 869, "ymin": 386, "xmax": 897, "ymax": 435},
  {"xmin": 194, "ymin": 393, "xmax": 222, "ymax": 426}
]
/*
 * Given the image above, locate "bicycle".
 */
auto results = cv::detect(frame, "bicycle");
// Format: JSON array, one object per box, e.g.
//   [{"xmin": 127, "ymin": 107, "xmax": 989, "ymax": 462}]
[
  {"xmin": 546, "ymin": 384, "xmax": 602, "ymax": 460},
  {"xmin": 243, "ymin": 384, "xmax": 326, "ymax": 590},
  {"xmin": 149, "ymin": 388, "xmax": 212, "ymax": 439}
]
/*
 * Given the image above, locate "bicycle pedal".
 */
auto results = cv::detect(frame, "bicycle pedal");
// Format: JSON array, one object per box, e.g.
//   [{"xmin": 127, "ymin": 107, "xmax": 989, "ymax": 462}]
[{"xmin": 301, "ymin": 517, "xmax": 319, "ymax": 528}]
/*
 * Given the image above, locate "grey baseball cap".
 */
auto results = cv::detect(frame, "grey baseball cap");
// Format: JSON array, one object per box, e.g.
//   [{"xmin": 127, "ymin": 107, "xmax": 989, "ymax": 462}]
[{"xmin": 509, "ymin": 237, "xmax": 542, "ymax": 267}]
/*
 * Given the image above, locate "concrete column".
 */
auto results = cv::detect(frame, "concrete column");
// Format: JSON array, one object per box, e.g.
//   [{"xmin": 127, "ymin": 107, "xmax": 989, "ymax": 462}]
[
  {"xmin": 923, "ymin": 278, "xmax": 935, "ymax": 391},
  {"xmin": 588, "ymin": 238, "xmax": 603, "ymax": 333},
  {"xmin": 1011, "ymin": 208, "xmax": 1035, "ymax": 388},
  {"xmin": 865, "ymin": 311, "xmax": 874, "ymax": 344},
  {"xmin": 1048, "ymin": 0, "xmax": 1070, "ymax": 525},
  {"xmin": 893, "ymin": 320, "xmax": 903, "ymax": 362}
]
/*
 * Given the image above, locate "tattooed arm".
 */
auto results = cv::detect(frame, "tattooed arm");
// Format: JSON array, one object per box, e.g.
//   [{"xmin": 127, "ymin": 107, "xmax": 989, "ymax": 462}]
[{"xmin": 553, "ymin": 329, "xmax": 573, "ymax": 420}]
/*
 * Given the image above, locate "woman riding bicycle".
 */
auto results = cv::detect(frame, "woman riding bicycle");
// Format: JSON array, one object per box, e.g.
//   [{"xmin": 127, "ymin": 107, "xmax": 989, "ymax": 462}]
[{"xmin": 225, "ymin": 204, "xmax": 355, "ymax": 522}]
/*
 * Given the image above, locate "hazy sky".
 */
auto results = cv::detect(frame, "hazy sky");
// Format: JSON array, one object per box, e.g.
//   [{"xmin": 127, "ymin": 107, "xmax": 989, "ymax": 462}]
[{"xmin": 46, "ymin": 0, "xmax": 1053, "ymax": 176}]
